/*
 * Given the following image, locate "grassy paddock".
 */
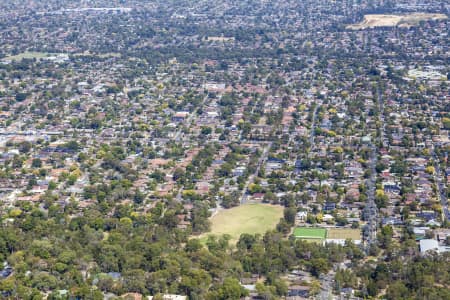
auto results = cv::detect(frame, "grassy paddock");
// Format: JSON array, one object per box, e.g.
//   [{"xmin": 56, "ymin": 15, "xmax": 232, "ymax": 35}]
[
  {"xmin": 327, "ymin": 228, "xmax": 361, "ymax": 240},
  {"xmin": 200, "ymin": 204, "xmax": 284, "ymax": 243}
]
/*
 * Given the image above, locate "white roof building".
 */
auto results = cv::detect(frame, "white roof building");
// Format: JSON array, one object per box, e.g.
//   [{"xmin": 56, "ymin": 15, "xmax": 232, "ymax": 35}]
[
  {"xmin": 419, "ymin": 239, "xmax": 450, "ymax": 255},
  {"xmin": 148, "ymin": 295, "xmax": 187, "ymax": 300}
]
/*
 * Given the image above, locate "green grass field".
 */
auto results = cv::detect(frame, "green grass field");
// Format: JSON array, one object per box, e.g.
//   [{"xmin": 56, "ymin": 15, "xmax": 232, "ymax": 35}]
[
  {"xmin": 201, "ymin": 204, "xmax": 284, "ymax": 243},
  {"xmin": 327, "ymin": 228, "xmax": 361, "ymax": 240},
  {"xmin": 293, "ymin": 227, "xmax": 327, "ymax": 239},
  {"xmin": 4, "ymin": 52, "xmax": 52, "ymax": 61}
]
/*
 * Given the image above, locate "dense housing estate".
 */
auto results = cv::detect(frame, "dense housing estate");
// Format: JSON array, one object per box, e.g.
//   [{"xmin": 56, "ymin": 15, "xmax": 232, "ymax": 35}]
[{"xmin": 0, "ymin": 0, "xmax": 449, "ymax": 299}]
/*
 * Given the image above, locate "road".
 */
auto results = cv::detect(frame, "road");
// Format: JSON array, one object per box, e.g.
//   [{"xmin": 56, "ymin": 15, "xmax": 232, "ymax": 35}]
[
  {"xmin": 240, "ymin": 142, "xmax": 272, "ymax": 205},
  {"xmin": 376, "ymin": 86, "xmax": 387, "ymax": 147},
  {"xmin": 319, "ymin": 272, "xmax": 334, "ymax": 300},
  {"xmin": 172, "ymin": 93, "xmax": 210, "ymax": 200},
  {"xmin": 363, "ymin": 86, "xmax": 384, "ymax": 251},
  {"xmin": 308, "ymin": 102, "xmax": 336, "ymax": 300},
  {"xmin": 175, "ymin": 185, "xmax": 183, "ymax": 202},
  {"xmin": 309, "ymin": 103, "xmax": 321, "ymax": 148},
  {"xmin": 364, "ymin": 143, "xmax": 379, "ymax": 249},
  {"xmin": 431, "ymin": 148, "xmax": 449, "ymax": 221}
]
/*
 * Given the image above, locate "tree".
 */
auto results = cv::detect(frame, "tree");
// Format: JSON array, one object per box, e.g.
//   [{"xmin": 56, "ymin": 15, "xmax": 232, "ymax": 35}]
[
  {"xmin": 18, "ymin": 141, "xmax": 32, "ymax": 153},
  {"xmin": 425, "ymin": 166, "xmax": 435, "ymax": 175},
  {"xmin": 201, "ymin": 126, "xmax": 212, "ymax": 135},
  {"xmin": 214, "ymin": 277, "xmax": 248, "ymax": 299},
  {"xmin": 97, "ymin": 276, "xmax": 114, "ymax": 292},
  {"xmin": 386, "ymin": 281, "xmax": 409, "ymax": 300},
  {"xmin": 32, "ymin": 158, "xmax": 42, "ymax": 168},
  {"xmin": 334, "ymin": 269, "xmax": 357, "ymax": 292},
  {"xmin": 185, "ymin": 239, "xmax": 203, "ymax": 252},
  {"xmin": 191, "ymin": 204, "xmax": 211, "ymax": 233},
  {"xmin": 443, "ymin": 117, "xmax": 450, "ymax": 129},
  {"xmin": 309, "ymin": 280, "xmax": 321, "ymax": 296},
  {"xmin": 180, "ymin": 269, "xmax": 212, "ymax": 298},
  {"xmin": 378, "ymin": 225, "xmax": 394, "ymax": 249},
  {"xmin": 237, "ymin": 233, "xmax": 258, "ymax": 250},
  {"xmin": 283, "ymin": 207, "xmax": 296, "ymax": 225},
  {"xmin": 133, "ymin": 189, "xmax": 145, "ymax": 204},
  {"xmin": 276, "ymin": 219, "xmax": 291, "ymax": 234},
  {"xmin": 265, "ymin": 275, "xmax": 288, "ymax": 296},
  {"xmin": 15, "ymin": 92, "xmax": 28, "ymax": 102},
  {"xmin": 172, "ymin": 168, "xmax": 185, "ymax": 183},
  {"xmin": 306, "ymin": 213, "xmax": 317, "ymax": 224},
  {"xmin": 65, "ymin": 140, "xmax": 80, "ymax": 151},
  {"xmin": 122, "ymin": 269, "xmax": 146, "ymax": 294},
  {"xmin": 375, "ymin": 189, "xmax": 388, "ymax": 208},
  {"xmin": 255, "ymin": 282, "xmax": 277, "ymax": 300},
  {"xmin": 72, "ymin": 285, "xmax": 103, "ymax": 300},
  {"xmin": 309, "ymin": 258, "xmax": 330, "ymax": 277},
  {"xmin": 0, "ymin": 277, "xmax": 15, "ymax": 296},
  {"xmin": 376, "ymin": 162, "xmax": 387, "ymax": 173}
]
